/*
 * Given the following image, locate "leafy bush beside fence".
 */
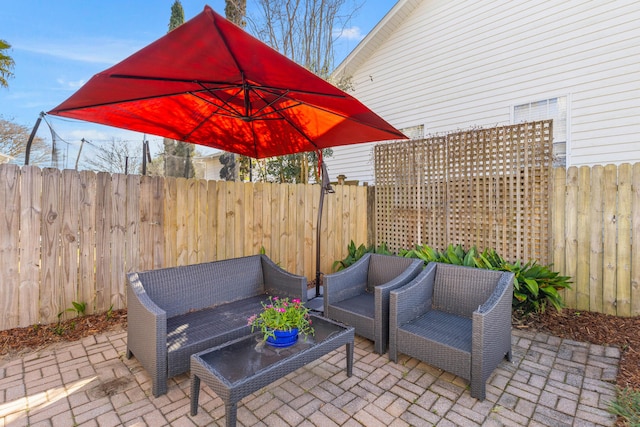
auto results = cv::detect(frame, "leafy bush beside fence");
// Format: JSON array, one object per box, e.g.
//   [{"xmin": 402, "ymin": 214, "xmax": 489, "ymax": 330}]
[{"xmin": 334, "ymin": 241, "xmax": 572, "ymax": 314}]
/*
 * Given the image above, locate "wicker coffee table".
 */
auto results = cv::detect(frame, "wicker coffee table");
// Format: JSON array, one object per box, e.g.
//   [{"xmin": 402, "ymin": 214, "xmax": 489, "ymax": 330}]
[{"xmin": 190, "ymin": 314, "xmax": 354, "ymax": 426}]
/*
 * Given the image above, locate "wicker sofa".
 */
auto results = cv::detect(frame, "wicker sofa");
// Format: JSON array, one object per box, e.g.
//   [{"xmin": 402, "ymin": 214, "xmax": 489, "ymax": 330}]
[
  {"xmin": 323, "ymin": 254, "xmax": 423, "ymax": 354},
  {"xmin": 389, "ymin": 262, "xmax": 514, "ymax": 400},
  {"xmin": 125, "ymin": 254, "xmax": 307, "ymax": 397}
]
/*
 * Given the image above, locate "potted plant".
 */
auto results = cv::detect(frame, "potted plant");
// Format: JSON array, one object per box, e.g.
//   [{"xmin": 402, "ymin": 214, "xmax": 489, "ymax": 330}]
[{"xmin": 248, "ymin": 296, "xmax": 314, "ymax": 347}]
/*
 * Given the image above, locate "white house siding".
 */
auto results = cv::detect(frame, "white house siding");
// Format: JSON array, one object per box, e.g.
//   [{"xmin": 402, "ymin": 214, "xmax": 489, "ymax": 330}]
[
  {"xmin": 327, "ymin": 142, "xmax": 377, "ymax": 184},
  {"xmin": 327, "ymin": 0, "xmax": 640, "ymax": 181}
]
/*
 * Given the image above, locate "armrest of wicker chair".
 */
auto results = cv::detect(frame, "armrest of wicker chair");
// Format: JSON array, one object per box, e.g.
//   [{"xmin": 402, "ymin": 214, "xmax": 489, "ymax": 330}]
[
  {"xmin": 373, "ymin": 258, "xmax": 423, "ymax": 354},
  {"xmin": 126, "ymin": 272, "xmax": 168, "ymax": 397},
  {"xmin": 323, "ymin": 253, "xmax": 371, "ymax": 314},
  {"xmin": 388, "ymin": 263, "xmax": 436, "ymax": 362},
  {"xmin": 261, "ymin": 255, "xmax": 308, "ymax": 302},
  {"xmin": 471, "ymin": 271, "xmax": 514, "ymax": 400}
]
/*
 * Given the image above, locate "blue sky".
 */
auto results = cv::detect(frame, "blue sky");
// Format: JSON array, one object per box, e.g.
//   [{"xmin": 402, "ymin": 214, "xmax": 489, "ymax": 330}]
[{"xmin": 1, "ymin": 0, "xmax": 396, "ymax": 168}]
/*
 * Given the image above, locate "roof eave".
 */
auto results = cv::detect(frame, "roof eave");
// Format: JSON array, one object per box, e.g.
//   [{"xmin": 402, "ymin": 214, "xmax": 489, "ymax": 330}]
[{"xmin": 332, "ymin": 0, "xmax": 423, "ymax": 79}]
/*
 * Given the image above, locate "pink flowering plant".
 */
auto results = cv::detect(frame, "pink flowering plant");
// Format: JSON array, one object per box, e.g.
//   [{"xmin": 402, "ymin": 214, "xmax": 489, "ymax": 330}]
[{"xmin": 248, "ymin": 296, "xmax": 314, "ymax": 341}]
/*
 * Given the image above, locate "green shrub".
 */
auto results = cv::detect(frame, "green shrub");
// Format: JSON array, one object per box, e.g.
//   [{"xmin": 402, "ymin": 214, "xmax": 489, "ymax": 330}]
[
  {"xmin": 332, "ymin": 240, "xmax": 392, "ymax": 272},
  {"xmin": 608, "ymin": 387, "xmax": 640, "ymax": 426},
  {"xmin": 475, "ymin": 248, "xmax": 572, "ymax": 314},
  {"xmin": 399, "ymin": 243, "xmax": 479, "ymax": 267}
]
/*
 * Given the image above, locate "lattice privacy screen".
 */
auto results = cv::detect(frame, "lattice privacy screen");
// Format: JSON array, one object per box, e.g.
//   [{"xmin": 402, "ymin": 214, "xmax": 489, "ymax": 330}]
[{"xmin": 375, "ymin": 120, "xmax": 553, "ymax": 263}]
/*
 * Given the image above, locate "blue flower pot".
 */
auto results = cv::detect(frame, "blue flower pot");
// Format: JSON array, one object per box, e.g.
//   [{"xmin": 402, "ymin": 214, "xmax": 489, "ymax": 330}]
[{"xmin": 266, "ymin": 328, "xmax": 299, "ymax": 348}]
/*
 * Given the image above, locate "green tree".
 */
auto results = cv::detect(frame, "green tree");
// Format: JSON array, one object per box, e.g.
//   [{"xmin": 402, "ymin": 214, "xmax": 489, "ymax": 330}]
[
  {"xmin": 163, "ymin": 0, "xmax": 195, "ymax": 178},
  {"xmin": 0, "ymin": 39, "xmax": 15, "ymax": 88},
  {"xmin": 162, "ymin": 137, "xmax": 195, "ymax": 178},
  {"xmin": 168, "ymin": 0, "xmax": 185, "ymax": 31},
  {"xmin": 225, "ymin": 0, "xmax": 247, "ymax": 27},
  {"xmin": 254, "ymin": 149, "xmax": 332, "ymax": 183}
]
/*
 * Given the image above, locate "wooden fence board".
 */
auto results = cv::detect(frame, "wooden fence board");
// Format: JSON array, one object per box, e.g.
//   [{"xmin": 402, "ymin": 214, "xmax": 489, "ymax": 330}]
[
  {"xmin": 309, "ymin": 184, "xmax": 319, "ymax": 277},
  {"xmin": 251, "ymin": 182, "xmax": 263, "ymax": 257},
  {"xmin": 186, "ymin": 178, "xmax": 198, "ymax": 265},
  {"xmin": 335, "ymin": 186, "xmax": 345, "ymax": 264},
  {"xmin": 261, "ymin": 183, "xmax": 272, "ymax": 259},
  {"xmin": 175, "ymin": 178, "xmax": 188, "ymax": 266},
  {"xmin": 224, "ymin": 181, "xmax": 238, "ymax": 258},
  {"xmin": 0, "ymin": 165, "xmax": 19, "ymax": 329},
  {"xmin": 40, "ymin": 168, "xmax": 61, "ymax": 323},
  {"xmin": 602, "ymin": 165, "xmax": 618, "ymax": 315},
  {"xmin": 564, "ymin": 166, "xmax": 578, "ymax": 308},
  {"xmin": 589, "ymin": 166, "xmax": 604, "ymax": 312},
  {"xmin": 78, "ymin": 171, "xmax": 96, "ymax": 313},
  {"xmin": 162, "ymin": 177, "xmax": 177, "ymax": 268},
  {"xmin": 234, "ymin": 182, "xmax": 245, "ymax": 259},
  {"xmin": 295, "ymin": 184, "xmax": 305, "ymax": 276},
  {"xmin": 137, "ymin": 176, "xmax": 154, "ymax": 271},
  {"xmin": 632, "ymin": 164, "xmax": 640, "ymax": 316},
  {"xmin": 125, "ymin": 174, "xmax": 140, "ymax": 306},
  {"xmin": 109, "ymin": 174, "xmax": 127, "ymax": 310},
  {"xmin": 269, "ymin": 182, "xmax": 280, "ymax": 264},
  {"xmin": 244, "ymin": 181, "xmax": 255, "ymax": 258},
  {"xmin": 197, "ymin": 179, "xmax": 209, "ymax": 263},
  {"xmin": 151, "ymin": 176, "xmax": 164, "ymax": 269},
  {"xmin": 59, "ymin": 170, "xmax": 80, "ymax": 319},
  {"xmin": 617, "ymin": 164, "xmax": 632, "ymax": 316},
  {"xmin": 94, "ymin": 172, "xmax": 112, "ymax": 313},
  {"xmin": 576, "ymin": 166, "xmax": 591, "ymax": 310},
  {"xmin": 19, "ymin": 166, "xmax": 42, "ymax": 325},
  {"xmin": 206, "ymin": 180, "xmax": 218, "ymax": 262}
]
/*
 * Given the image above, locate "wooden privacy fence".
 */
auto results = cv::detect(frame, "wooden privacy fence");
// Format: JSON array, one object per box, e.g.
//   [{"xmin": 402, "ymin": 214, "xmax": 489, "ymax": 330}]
[
  {"xmin": 552, "ymin": 163, "xmax": 640, "ymax": 317},
  {"xmin": 0, "ymin": 164, "xmax": 368, "ymax": 330},
  {"xmin": 374, "ymin": 121, "xmax": 553, "ymax": 264}
]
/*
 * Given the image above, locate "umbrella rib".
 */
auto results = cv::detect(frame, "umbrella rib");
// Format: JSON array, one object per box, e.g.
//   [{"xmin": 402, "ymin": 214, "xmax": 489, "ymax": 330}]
[
  {"xmin": 190, "ymin": 85, "xmax": 245, "ymax": 118},
  {"xmin": 246, "ymin": 87, "xmax": 305, "ymax": 120},
  {"xmin": 49, "ymin": 89, "xmax": 212, "ymax": 113},
  {"xmin": 109, "ymin": 74, "xmax": 350, "ymax": 99}
]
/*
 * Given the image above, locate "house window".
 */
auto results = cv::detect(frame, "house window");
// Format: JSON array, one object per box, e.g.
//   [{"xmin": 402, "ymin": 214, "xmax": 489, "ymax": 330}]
[
  {"xmin": 399, "ymin": 124, "xmax": 424, "ymax": 140},
  {"xmin": 513, "ymin": 96, "xmax": 568, "ymax": 166}
]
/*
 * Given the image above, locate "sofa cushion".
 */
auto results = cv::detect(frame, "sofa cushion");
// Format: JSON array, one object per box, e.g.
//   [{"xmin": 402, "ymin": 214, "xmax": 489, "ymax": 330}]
[{"xmin": 166, "ymin": 295, "xmax": 268, "ymax": 376}]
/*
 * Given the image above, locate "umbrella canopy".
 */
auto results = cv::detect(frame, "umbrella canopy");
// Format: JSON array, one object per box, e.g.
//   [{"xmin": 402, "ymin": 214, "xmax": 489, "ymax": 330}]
[{"xmin": 48, "ymin": 5, "xmax": 406, "ymax": 158}]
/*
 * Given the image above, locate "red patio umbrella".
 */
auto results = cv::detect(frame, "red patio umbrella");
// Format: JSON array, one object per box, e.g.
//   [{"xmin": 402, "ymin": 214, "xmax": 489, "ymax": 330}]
[
  {"xmin": 48, "ymin": 5, "xmax": 404, "ymax": 158},
  {"xmin": 48, "ymin": 5, "xmax": 407, "ymax": 298}
]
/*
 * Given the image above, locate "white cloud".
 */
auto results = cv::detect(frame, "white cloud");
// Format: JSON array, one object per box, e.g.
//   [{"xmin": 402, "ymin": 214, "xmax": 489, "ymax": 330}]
[
  {"xmin": 334, "ymin": 26, "xmax": 364, "ymax": 41},
  {"xmin": 15, "ymin": 37, "xmax": 144, "ymax": 65},
  {"xmin": 56, "ymin": 78, "xmax": 86, "ymax": 89}
]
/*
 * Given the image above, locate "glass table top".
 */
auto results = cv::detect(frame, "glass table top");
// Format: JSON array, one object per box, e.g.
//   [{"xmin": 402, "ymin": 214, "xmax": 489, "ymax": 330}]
[{"xmin": 198, "ymin": 315, "xmax": 349, "ymax": 383}]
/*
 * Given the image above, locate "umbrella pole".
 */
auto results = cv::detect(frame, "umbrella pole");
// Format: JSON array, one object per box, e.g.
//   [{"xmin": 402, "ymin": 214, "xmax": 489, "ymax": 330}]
[{"xmin": 315, "ymin": 161, "xmax": 333, "ymax": 298}]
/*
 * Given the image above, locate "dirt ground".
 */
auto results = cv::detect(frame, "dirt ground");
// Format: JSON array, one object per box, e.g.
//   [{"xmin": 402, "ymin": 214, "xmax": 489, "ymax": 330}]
[{"xmin": 1, "ymin": 307, "xmax": 638, "ymax": 393}]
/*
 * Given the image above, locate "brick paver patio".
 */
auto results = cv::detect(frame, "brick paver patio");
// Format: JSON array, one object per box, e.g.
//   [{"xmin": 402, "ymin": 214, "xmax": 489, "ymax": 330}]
[{"xmin": 0, "ymin": 325, "xmax": 619, "ymax": 426}]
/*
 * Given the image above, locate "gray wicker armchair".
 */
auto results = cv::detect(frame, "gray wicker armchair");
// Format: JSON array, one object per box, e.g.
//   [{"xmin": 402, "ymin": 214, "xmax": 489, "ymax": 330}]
[
  {"xmin": 389, "ymin": 262, "xmax": 514, "ymax": 400},
  {"xmin": 323, "ymin": 254, "xmax": 423, "ymax": 354}
]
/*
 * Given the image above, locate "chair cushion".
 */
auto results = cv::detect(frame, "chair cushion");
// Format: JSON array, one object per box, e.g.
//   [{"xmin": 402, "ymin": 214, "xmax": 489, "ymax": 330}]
[
  {"xmin": 331, "ymin": 292, "xmax": 375, "ymax": 317},
  {"xmin": 397, "ymin": 310, "xmax": 471, "ymax": 379},
  {"xmin": 328, "ymin": 292, "xmax": 375, "ymax": 340}
]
